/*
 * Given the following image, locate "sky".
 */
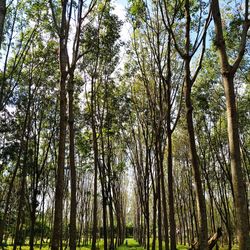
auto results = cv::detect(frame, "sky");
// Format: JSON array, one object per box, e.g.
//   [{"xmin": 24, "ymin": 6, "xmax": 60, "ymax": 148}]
[
  {"xmin": 111, "ymin": 0, "xmax": 133, "ymax": 72},
  {"xmin": 113, "ymin": 0, "xmax": 131, "ymax": 43}
]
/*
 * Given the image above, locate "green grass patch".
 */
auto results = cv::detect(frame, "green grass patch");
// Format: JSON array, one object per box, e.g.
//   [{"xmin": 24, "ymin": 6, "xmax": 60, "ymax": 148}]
[
  {"xmin": 3, "ymin": 238, "xmax": 239, "ymax": 250},
  {"xmin": 118, "ymin": 238, "xmax": 144, "ymax": 250},
  {"xmin": 176, "ymin": 245, "xmax": 189, "ymax": 250}
]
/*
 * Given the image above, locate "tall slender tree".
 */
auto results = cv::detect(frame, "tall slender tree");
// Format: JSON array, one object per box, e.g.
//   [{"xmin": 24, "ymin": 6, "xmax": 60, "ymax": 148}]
[
  {"xmin": 50, "ymin": 0, "xmax": 69, "ymax": 248},
  {"xmin": 211, "ymin": 0, "xmax": 250, "ymax": 249},
  {"xmin": 161, "ymin": 0, "xmax": 211, "ymax": 248}
]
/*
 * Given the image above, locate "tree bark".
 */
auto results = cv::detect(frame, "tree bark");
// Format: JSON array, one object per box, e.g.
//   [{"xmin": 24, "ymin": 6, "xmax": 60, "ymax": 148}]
[{"xmin": 68, "ymin": 72, "xmax": 76, "ymax": 250}]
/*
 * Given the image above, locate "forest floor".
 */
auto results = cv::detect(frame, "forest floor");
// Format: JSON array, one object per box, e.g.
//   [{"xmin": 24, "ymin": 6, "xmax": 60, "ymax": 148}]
[
  {"xmin": 3, "ymin": 238, "xmax": 188, "ymax": 250},
  {"xmin": 3, "ymin": 238, "xmax": 238, "ymax": 250},
  {"xmin": 119, "ymin": 239, "xmax": 239, "ymax": 250},
  {"xmin": 119, "ymin": 239, "xmax": 188, "ymax": 250}
]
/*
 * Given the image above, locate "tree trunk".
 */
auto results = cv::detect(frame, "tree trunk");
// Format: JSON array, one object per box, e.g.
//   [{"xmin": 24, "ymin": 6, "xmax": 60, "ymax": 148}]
[
  {"xmin": 29, "ymin": 186, "xmax": 38, "ymax": 250},
  {"xmin": 0, "ymin": 0, "xmax": 6, "ymax": 48},
  {"xmin": 158, "ymin": 123, "xmax": 169, "ymax": 250},
  {"xmin": 68, "ymin": 72, "xmax": 76, "ymax": 250},
  {"xmin": 207, "ymin": 228, "xmax": 222, "ymax": 250},
  {"xmin": 13, "ymin": 169, "xmax": 26, "ymax": 250},
  {"xmin": 91, "ymin": 82, "xmax": 99, "ymax": 250},
  {"xmin": 109, "ymin": 201, "xmax": 115, "ymax": 250},
  {"xmin": 211, "ymin": 0, "xmax": 250, "ymax": 248},
  {"xmin": 184, "ymin": 70, "xmax": 208, "ymax": 249},
  {"xmin": 13, "ymin": 134, "xmax": 30, "ymax": 250},
  {"xmin": 167, "ymin": 116, "xmax": 176, "ymax": 250},
  {"xmin": 183, "ymin": 0, "xmax": 208, "ymax": 248},
  {"xmin": 156, "ymin": 146, "xmax": 162, "ymax": 250},
  {"xmin": 189, "ymin": 228, "xmax": 222, "ymax": 250},
  {"xmin": 102, "ymin": 189, "xmax": 108, "ymax": 250},
  {"xmin": 223, "ymin": 75, "xmax": 250, "ymax": 249},
  {"xmin": 39, "ymin": 186, "xmax": 46, "ymax": 250},
  {"xmin": 51, "ymin": 0, "xmax": 68, "ymax": 247},
  {"xmin": 151, "ymin": 195, "xmax": 156, "ymax": 250}
]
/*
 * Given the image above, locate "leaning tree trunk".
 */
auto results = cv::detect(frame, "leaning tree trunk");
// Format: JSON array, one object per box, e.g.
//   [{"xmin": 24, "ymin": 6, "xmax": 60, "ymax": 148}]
[{"xmin": 189, "ymin": 228, "xmax": 222, "ymax": 250}]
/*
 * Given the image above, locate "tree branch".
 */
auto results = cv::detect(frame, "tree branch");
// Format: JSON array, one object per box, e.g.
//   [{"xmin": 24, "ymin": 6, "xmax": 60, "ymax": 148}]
[
  {"xmin": 49, "ymin": 0, "xmax": 60, "ymax": 35},
  {"xmin": 231, "ymin": 0, "xmax": 250, "ymax": 74}
]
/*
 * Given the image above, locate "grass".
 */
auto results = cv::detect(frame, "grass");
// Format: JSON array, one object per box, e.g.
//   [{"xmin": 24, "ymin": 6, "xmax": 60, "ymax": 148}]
[
  {"xmin": 117, "ymin": 238, "xmax": 189, "ymax": 250},
  {"xmin": 3, "ymin": 238, "xmax": 183, "ymax": 250},
  {"xmin": 118, "ymin": 238, "xmax": 144, "ymax": 250},
  {"xmin": 3, "ymin": 238, "xmax": 239, "ymax": 250}
]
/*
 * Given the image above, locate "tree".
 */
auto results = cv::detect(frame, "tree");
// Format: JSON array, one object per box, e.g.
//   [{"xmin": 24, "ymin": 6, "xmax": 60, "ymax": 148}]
[
  {"xmin": 211, "ymin": 0, "xmax": 250, "ymax": 248},
  {"xmin": 79, "ymin": 3, "xmax": 122, "ymax": 249},
  {"xmin": 49, "ymin": 0, "xmax": 68, "ymax": 248},
  {"xmin": 161, "ymin": 0, "xmax": 211, "ymax": 248}
]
